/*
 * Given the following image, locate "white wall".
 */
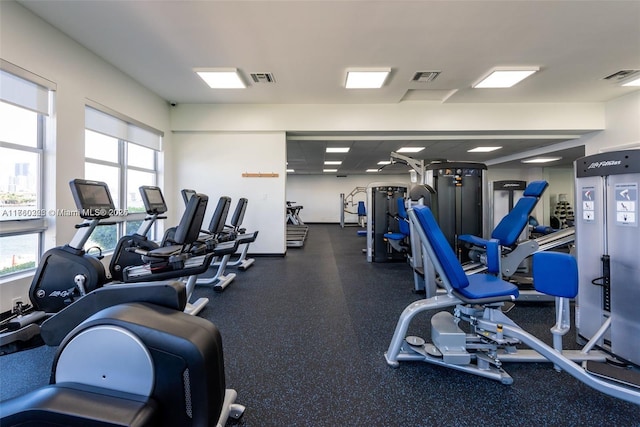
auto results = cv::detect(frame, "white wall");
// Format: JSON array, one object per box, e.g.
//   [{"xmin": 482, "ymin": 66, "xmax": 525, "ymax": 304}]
[
  {"xmin": 579, "ymin": 91, "xmax": 640, "ymax": 155},
  {"xmin": 0, "ymin": 1, "xmax": 172, "ymax": 310},
  {"xmin": 172, "ymin": 102, "xmax": 605, "ymax": 134},
  {"xmin": 287, "ymin": 174, "xmax": 409, "ymax": 223},
  {"xmin": 172, "ymin": 132, "xmax": 287, "ymax": 254},
  {"xmin": 171, "ymin": 97, "xmax": 609, "ymax": 237}
]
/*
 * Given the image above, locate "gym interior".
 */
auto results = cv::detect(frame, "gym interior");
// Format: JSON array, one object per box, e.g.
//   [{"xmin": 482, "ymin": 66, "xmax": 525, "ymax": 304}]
[{"xmin": 1, "ymin": 1, "xmax": 639, "ymax": 425}]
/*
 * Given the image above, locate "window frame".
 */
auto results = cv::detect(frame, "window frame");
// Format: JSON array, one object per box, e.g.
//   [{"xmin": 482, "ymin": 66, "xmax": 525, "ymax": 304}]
[
  {"xmin": 0, "ymin": 61, "xmax": 55, "ymax": 280},
  {"xmin": 84, "ymin": 106, "xmax": 163, "ymax": 251}
]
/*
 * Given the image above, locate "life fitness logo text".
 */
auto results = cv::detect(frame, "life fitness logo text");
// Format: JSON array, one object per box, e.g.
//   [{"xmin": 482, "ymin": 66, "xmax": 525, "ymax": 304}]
[{"xmin": 588, "ymin": 160, "xmax": 621, "ymax": 169}]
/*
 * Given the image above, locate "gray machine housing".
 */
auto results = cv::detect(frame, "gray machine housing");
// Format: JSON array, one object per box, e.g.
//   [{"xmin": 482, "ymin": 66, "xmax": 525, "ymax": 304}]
[{"xmin": 575, "ymin": 149, "xmax": 640, "ymax": 366}]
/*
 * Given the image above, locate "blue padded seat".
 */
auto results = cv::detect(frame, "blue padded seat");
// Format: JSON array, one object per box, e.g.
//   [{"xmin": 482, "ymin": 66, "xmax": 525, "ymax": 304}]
[
  {"xmin": 384, "ymin": 232, "xmax": 406, "ymax": 240},
  {"xmin": 412, "ymin": 205, "xmax": 519, "ymax": 300},
  {"xmin": 384, "ymin": 198, "xmax": 410, "ymax": 242},
  {"xmin": 532, "ymin": 252, "xmax": 578, "ymax": 298}
]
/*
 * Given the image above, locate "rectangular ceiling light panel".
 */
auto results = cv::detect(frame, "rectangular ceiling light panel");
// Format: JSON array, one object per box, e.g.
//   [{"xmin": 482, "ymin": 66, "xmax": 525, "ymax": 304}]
[
  {"xmin": 326, "ymin": 147, "xmax": 350, "ymax": 153},
  {"xmin": 622, "ymin": 77, "xmax": 640, "ymax": 87},
  {"xmin": 473, "ymin": 67, "xmax": 539, "ymax": 88},
  {"xmin": 397, "ymin": 147, "xmax": 425, "ymax": 153},
  {"xmin": 345, "ymin": 68, "xmax": 390, "ymax": 89},
  {"xmin": 468, "ymin": 146, "xmax": 502, "ymax": 153},
  {"xmin": 521, "ymin": 157, "xmax": 562, "ymax": 164},
  {"xmin": 195, "ymin": 68, "xmax": 246, "ymax": 88}
]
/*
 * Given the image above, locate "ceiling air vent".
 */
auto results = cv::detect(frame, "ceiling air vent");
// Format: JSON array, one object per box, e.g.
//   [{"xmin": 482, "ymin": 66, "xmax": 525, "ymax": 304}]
[
  {"xmin": 250, "ymin": 73, "xmax": 276, "ymax": 84},
  {"xmin": 603, "ymin": 70, "xmax": 640, "ymax": 82},
  {"xmin": 412, "ymin": 71, "xmax": 441, "ymax": 83}
]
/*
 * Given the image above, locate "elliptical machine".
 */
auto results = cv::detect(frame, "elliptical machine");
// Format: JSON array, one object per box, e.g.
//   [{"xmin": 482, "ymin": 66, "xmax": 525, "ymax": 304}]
[{"xmin": 0, "ymin": 284, "xmax": 245, "ymax": 426}]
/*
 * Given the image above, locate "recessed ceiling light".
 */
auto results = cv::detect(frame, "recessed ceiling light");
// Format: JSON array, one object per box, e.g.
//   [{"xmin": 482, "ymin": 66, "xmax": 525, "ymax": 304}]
[
  {"xmin": 345, "ymin": 69, "xmax": 390, "ymax": 89},
  {"xmin": 468, "ymin": 146, "xmax": 502, "ymax": 153},
  {"xmin": 326, "ymin": 147, "xmax": 350, "ymax": 153},
  {"xmin": 397, "ymin": 147, "xmax": 425, "ymax": 153},
  {"xmin": 377, "ymin": 161, "xmax": 391, "ymax": 165},
  {"xmin": 366, "ymin": 169, "xmax": 379, "ymax": 173},
  {"xmin": 195, "ymin": 68, "xmax": 246, "ymax": 88},
  {"xmin": 324, "ymin": 161, "xmax": 342, "ymax": 165},
  {"xmin": 622, "ymin": 77, "xmax": 640, "ymax": 87},
  {"xmin": 521, "ymin": 157, "xmax": 562, "ymax": 164},
  {"xmin": 473, "ymin": 67, "xmax": 539, "ymax": 88},
  {"xmin": 323, "ymin": 169, "xmax": 338, "ymax": 173}
]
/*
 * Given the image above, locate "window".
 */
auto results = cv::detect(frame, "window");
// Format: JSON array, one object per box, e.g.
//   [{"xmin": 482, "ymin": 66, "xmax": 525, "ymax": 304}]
[
  {"xmin": 84, "ymin": 106, "xmax": 163, "ymax": 251},
  {"xmin": 0, "ymin": 63, "xmax": 54, "ymax": 278}
]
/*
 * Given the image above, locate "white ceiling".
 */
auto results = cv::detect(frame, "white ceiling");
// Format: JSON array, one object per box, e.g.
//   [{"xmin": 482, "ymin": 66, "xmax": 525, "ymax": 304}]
[{"xmin": 18, "ymin": 0, "xmax": 640, "ymax": 174}]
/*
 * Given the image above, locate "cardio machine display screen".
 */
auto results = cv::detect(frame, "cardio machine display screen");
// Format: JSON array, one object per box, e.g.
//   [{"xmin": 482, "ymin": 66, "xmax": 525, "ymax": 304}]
[
  {"xmin": 69, "ymin": 179, "xmax": 116, "ymax": 218},
  {"xmin": 140, "ymin": 186, "xmax": 168, "ymax": 214}
]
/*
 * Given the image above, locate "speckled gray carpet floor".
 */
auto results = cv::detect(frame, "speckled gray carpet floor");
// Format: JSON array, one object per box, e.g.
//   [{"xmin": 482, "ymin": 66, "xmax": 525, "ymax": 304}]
[{"xmin": 1, "ymin": 224, "xmax": 639, "ymax": 426}]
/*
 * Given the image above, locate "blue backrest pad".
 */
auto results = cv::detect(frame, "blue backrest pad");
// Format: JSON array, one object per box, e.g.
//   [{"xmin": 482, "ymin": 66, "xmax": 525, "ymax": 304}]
[
  {"xmin": 523, "ymin": 180, "xmax": 549, "ymax": 197},
  {"xmin": 357, "ymin": 201, "xmax": 366, "ymax": 216},
  {"xmin": 491, "ymin": 197, "xmax": 538, "ymax": 246},
  {"xmin": 413, "ymin": 205, "xmax": 469, "ymax": 290},
  {"xmin": 397, "ymin": 198, "xmax": 410, "ymax": 236}
]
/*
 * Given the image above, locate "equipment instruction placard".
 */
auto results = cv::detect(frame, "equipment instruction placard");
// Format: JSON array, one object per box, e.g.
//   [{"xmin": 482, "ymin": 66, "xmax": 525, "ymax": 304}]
[
  {"xmin": 615, "ymin": 183, "xmax": 637, "ymax": 226},
  {"xmin": 581, "ymin": 186, "xmax": 596, "ymax": 222}
]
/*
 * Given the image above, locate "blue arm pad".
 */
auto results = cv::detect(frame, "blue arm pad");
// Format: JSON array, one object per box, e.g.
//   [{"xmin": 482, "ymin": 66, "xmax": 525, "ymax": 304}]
[
  {"xmin": 458, "ymin": 234, "xmax": 491, "ymax": 247},
  {"xmin": 533, "ymin": 252, "xmax": 578, "ymax": 298},
  {"xmin": 485, "ymin": 239, "xmax": 501, "ymax": 274}
]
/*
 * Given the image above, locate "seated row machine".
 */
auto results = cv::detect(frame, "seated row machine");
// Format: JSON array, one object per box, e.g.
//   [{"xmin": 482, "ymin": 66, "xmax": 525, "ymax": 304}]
[{"xmin": 385, "ymin": 205, "xmax": 640, "ymax": 405}]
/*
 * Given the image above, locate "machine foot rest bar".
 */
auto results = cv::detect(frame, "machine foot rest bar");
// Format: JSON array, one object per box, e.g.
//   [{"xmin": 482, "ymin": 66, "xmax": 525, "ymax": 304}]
[{"xmin": 585, "ymin": 361, "xmax": 640, "ymax": 389}]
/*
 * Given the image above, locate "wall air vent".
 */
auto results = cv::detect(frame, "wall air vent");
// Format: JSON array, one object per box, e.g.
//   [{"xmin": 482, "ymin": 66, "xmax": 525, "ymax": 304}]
[
  {"xmin": 603, "ymin": 70, "xmax": 640, "ymax": 82},
  {"xmin": 250, "ymin": 73, "xmax": 276, "ymax": 83},
  {"xmin": 412, "ymin": 71, "xmax": 441, "ymax": 83}
]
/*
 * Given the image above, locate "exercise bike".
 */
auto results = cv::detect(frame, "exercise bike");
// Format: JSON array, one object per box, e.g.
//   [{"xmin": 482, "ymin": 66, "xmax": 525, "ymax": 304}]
[
  {"xmin": 1, "ymin": 179, "xmax": 215, "ymax": 353},
  {"xmin": 109, "ymin": 185, "xmax": 168, "ymax": 282}
]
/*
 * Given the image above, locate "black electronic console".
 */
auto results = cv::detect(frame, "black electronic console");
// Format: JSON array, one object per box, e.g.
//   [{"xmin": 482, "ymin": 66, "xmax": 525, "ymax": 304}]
[
  {"xmin": 69, "ymin": 178, "xmax": 116, "ymax": 219},
  {"xmin": 140, "ymin": 185, "xmax": 168, "ymax": 215},
  {"xmin": 109, "ymin": 185, "xmax": 167, "ymax": 282}
]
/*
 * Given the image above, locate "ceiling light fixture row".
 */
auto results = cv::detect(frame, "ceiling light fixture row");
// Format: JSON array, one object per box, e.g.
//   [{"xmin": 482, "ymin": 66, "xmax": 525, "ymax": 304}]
[
  {"xmin": 311, "ymin": 144, "xmax": 509, "ymax": 174},
  {"xmin": 196, "ymin": 66, "xmax": 640, "ymax": 91},
  {"xmin": 195, "ymin": 66, "xmax": 545, "ymax": 90}
]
